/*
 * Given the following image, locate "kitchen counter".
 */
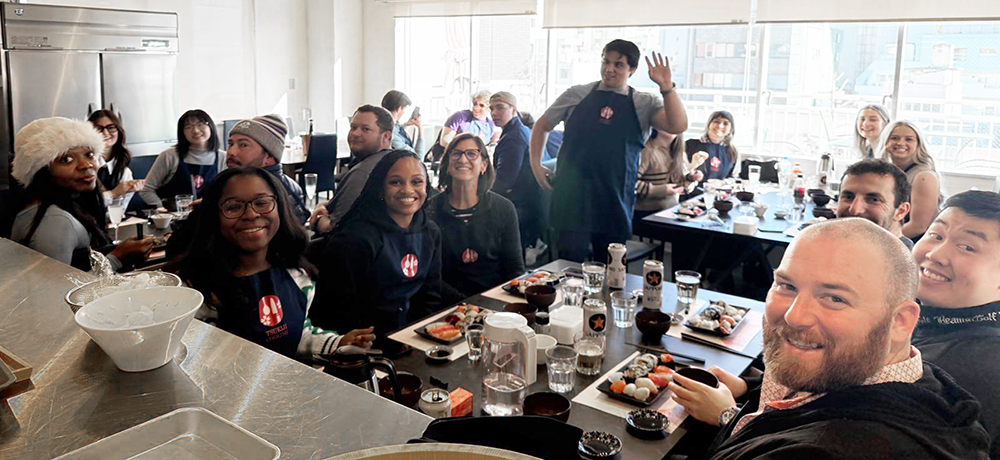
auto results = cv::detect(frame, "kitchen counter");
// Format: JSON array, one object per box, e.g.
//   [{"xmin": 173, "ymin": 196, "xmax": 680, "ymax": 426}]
[{"xmin": 0, "ymin": 239, "xmax": 432, "ymax": 459}]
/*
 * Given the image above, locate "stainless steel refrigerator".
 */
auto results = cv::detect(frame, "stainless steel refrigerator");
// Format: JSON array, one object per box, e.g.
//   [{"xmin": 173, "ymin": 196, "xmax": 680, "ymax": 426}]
[{"xmin": 1, "ymin": 3, "xmax": 179, "ymax": 190}]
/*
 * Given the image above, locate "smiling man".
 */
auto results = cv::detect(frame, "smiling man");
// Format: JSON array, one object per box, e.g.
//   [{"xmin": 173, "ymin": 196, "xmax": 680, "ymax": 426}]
[
  {"xmin": 682, "ymin": 218, "xmax": 989, "ymax": 459},
  {"xmin": 225, "ymin": 114, "xmax": 309, "ymax": 223},
  {"xmin": 309, "ymin": 105, "xmax": 394, "ymax": 234},
  {"xmin": 911, "ymin": 190, "xmax": 1000, "ymax": 459},
  {"xmin": 528, "ymin": 39, "xmax": 688, "ymax": 262},
  {"xmin": 836, "ymin": 159, "xmax": 913, "ymax": 248}
]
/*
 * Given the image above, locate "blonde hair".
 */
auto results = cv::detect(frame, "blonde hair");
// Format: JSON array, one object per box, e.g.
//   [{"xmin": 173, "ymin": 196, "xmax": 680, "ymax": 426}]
[
  {"xmin": 472, "ymin": 90, "xmax": 491, "ymax": 104},
  {"xmin": 879, "ymin": 120, "xmax": 936, "ymax": 171},
  {"xmin": 855, "ymin": 104, "xmax": 890, "ymax": 156}
]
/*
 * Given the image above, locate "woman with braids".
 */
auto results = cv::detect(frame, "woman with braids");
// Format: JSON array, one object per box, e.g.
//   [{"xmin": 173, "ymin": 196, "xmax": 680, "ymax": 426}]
[
  {"xmin": 166, "ymin": 166, "xmax": 374, "ymax": 360},
  {"xmin": 10, "ymin": 117, "xmax": 153, "ymax": 271},
  {"xmin": 311, "ymin": 150, "xmax": 442, "ymax": 352}
]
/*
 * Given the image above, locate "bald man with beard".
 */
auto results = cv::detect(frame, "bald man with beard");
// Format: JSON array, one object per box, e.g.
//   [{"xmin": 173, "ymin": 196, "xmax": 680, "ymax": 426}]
[{"xmin": 670, "ymin": 218, "xmax": 989, "ymax": 460}]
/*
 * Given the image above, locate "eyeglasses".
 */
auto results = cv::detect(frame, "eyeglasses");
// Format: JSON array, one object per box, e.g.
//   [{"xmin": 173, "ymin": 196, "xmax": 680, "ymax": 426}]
[
  {"xmin": 94, "ymin": 125, "xmax": 119, "ymax": 134},
  {"xmin": 184, "ymin": 121, "xmax": 210, "ymax": 132},
  {"xmin": 449, "ymin": 149, "xmax": 482, "ymax": 161},
  {"xmin": 473, "ymin": 102, "xmax": 487, "ymax": 108},
  {"xmin": 220, "ymin": 195, "xmax": 277, "ymax": 219}
]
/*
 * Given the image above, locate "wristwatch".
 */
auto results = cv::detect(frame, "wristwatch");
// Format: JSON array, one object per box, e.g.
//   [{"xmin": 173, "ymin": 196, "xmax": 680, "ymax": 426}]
[
  {"xmin": 660, "ymin": 82, "xmax": 677, "ymax": 95},
  {"xmin": 718, "ymin": 406, "xmax": 739, "ymax": 426}
]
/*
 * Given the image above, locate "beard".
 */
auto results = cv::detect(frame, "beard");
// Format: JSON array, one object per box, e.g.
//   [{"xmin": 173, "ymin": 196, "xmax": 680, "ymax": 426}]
[{"xmin": 762, "ymin": 313, "xmax": 891, "ymax": 393}]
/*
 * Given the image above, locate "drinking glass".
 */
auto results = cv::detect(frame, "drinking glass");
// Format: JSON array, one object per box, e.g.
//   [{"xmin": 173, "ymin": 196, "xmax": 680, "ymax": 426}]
[
  {"xmin": 175, "ymin": 194, "xmax": 194, "ymax": 217},
  {"xmin": 610, "ymin": 291, "xmax": 637, "ymax": 328},
  {"xmin": 573, "ymin": 332, "xmax": 605, "ymax": 376},
  {"xmin": 674, "ymin": 270, "xmax": 702, "ymax": 307},
  {"xmin": 581, "ymin": 262, "xmax": 606, "ymax": 294},
  {"xmin": 304, "ymin": 173, "xmax": 318, "ymax": 207},
  {"xmin": 561, "ymin": 277, "xmax": 585, "ymax": 308},
  {"xmin": 465, "ymin": 325, "xmax": 485, "ymax": 362},
  {"xmin": 702, "ymin": 190, "xmax": 716, "ymax": 209},
  {"xmin": 546, "ymin": 345, "xmax": 578, "ymax": 393},
  {"xmin": 107, "ymin": 197, "xmax": 125, "ymax": 243},
  {"xmin": 748, "ymin": 165, "xmax": 761, "ymax": 192}
]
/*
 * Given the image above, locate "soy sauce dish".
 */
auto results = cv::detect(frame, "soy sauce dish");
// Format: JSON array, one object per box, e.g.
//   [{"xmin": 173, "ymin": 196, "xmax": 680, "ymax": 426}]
[
  {"xmin": 626, "ymin": 408, "xmax": 669, "ymax": 439},
  {"xmin": 425, "ymin": 345, "xmax": 453, "ymax": 363},
  {"xmin": 579, "ymin": 431, "xmax": 622, "ymax": 459}
]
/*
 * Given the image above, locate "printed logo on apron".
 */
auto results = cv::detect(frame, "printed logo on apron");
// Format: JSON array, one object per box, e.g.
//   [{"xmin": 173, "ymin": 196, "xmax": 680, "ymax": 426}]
[
  {"xmin": 259, "ymin": 295, "xmax": 284, "ymax": 327},
  {"xmin": 462, "ymin": 248, "xmax": 478, "ymax": 264},
  {"xmin": 710, "ymin": 156, "xmax": 721, "ymax": 172},
  {"xmin": 645, "ymin": 270, "xmax": 662, "ymax": 287},
  {"xmin": 193, "ymin": 174, "xmax": 205, "ymax": 190},
  {"xmin": 600, "ymin": 106, "xmax": 615, "ymax": 124},
  {"xmin": 401, "ymin": 253, "xmax": 419, "ymax": 278}
]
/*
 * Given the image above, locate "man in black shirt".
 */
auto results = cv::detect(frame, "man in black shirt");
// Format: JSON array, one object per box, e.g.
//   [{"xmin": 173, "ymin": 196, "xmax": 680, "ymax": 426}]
[
  {"xmin": 836, "ymin": 159, "xmax": 914, "ymax": 249},
  {"xmin": 912, "ymin": 190, "xmax": 1000, "ymax": 459}
]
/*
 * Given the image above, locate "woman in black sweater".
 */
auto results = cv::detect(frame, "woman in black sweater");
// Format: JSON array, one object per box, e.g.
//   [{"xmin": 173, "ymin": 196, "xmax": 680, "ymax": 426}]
[
  {"xmin": 428, "ymin": 133, "xmax": 524, "ymax": 305},
  {"xmin": 311, "ymin": 150, "xmax": 442, "ymax": 349}
]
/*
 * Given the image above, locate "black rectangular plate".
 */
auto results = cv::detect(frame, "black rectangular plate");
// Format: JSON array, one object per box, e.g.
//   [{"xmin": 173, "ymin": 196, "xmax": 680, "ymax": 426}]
[
  {"xmin": 596, "ymin": 361, "xmax": 690, "ymax": 407},
  {"xmin": 683, "ymin": 303, "xmax": 752, "ymax": 337}
]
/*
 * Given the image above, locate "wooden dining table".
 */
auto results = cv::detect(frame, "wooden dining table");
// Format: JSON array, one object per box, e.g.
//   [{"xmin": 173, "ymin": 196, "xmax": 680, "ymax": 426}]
[{"xmin": 388, "ymin": 259, "xmax": 765, "ymax": 459}]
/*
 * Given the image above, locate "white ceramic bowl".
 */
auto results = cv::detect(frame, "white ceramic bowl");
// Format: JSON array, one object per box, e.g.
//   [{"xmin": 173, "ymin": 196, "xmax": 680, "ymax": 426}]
[
  {"xmin": 151, "ymin": 213, "xmax": 174, "ymax": 229},
  {"xmin": 733, "ymin": 216, "xmax": 760, "ymax": 236},
  {"xmin": 535, "ymin": 334, "xmax": 558, "ymax": 364},
  {"xmin": 75, "ymin": 286, "xmax": 203, "ymax": 372}
]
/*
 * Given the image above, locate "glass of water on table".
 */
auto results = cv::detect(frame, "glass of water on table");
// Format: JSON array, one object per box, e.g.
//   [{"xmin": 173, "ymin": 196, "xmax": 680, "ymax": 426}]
[
  {"xmin": 107, "ymin": 197, "xmax": 125, "ymax": 243},
  {"xmin": 674, "ymin": 270, "xmax": 702, "ymax": 314},
  {"xmin": 175, "ymin": 194, "xmax": 194, "ymax": 218},
  {"xmin": 304, "ymin": 173, "xmax": 318, "ymax": 207},
  {"xmin": 465, "ymin": 324, "xmax": 485, "ymax": 362},
  {"xmin": 561, "ymin": 277, "xmax": 585, "ymax": 308},
  {"xmin": 581, "ymin": 262, "xmax": 606, "ymax": 294},
  {"xmin": 610, "ymin": 291, "xmax": 637, "ymax": 328},
  {"xmin": 574, "ymin": 331, "xmax": 605, "ymax": 376},
  {"xmin": 546, "ymin": 345, "xmax": 578, "ymax": 393}
]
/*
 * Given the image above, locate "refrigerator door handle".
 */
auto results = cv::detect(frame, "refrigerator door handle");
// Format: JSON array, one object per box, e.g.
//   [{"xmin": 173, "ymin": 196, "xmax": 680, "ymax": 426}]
[{"xmin": 87, "ymin": 103, "xmax": 94, "ymax": 118}]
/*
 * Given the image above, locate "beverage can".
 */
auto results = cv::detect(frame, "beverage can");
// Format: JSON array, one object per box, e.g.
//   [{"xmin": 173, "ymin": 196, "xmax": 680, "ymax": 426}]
[
  {"xmin": 583, "ymin": 299, "xmax": 607, "ymax": 336},
  {"xmin": 419, "ymin": 388, "xmax": 452, "ymax": 419},
  {"xmin": 606, "ymin": 243, "xmax": 627, "ymax": 290},
  {"xmin": 643, "ymin": 260, "xmax": 664, "ymax": 310}
]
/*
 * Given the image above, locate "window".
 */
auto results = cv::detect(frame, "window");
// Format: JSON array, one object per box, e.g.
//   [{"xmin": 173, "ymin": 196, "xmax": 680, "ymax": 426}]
[
  {"xmin": 897, "ymin": 21, "xmax": 1000, "ymax": 172},
  {"xmin": 397, "ymin": 17, "xmax": 1000, "ymax": 175}
]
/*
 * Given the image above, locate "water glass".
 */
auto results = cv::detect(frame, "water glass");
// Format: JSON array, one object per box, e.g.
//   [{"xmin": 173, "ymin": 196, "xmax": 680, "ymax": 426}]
[
  {"xmin": 304, "ymin": 173, "xmax": 318, "ymax": 206},
  {"xmin": 581, "ymin": 262, "xmax": 606, "ymax": 294},
  {"xmin": 546, "ymin": 345, "xmax": 578, "ymax": 393},
  {"xmin": 610, "ymin": 291, "xmax": 637, "ymax": 328},
  {"xmin": 465, "ymin": 324, "xmax": 485, "ymax": 362},
  {"xmin": 573, "ymin": 332, "xmax": 605, "ymax": 376},
  {"xmin": 561, "ymin": 277, "xmax": 585, "ymax": 308},
  {"xmin": 702, "ymin": 190, "xmax": 716, "ymax": 209},
  {"xmin": 674, "ymin": 270, "xmax": 702, "ymax": 306},
  {"xmin": 175, "ymin": 194, "xmax": 194, "ymax": 216}
]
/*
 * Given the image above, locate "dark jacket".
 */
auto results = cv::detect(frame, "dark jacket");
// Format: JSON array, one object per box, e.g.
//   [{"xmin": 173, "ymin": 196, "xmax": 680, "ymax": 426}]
[
  {"xmin": 492, "ymin": 115, "xmax": 536, "ymax": 205},
  {"xmin": 427, "ymin": 191, "xmax": 524, "ymax": 304},
  {"xmin": 310, "ymin": 206, "xmax": 442, "ymax": 340},
  {"xmin": 263, "ymin": 162, "xmax": 309, "ymax": 223},
  {"xmin": 704, "ymin": 363, "xmax": 990, "ymax": 460},
  {"xmin": 686, "ymin": 138, "xmax": 735, "ymax": 183},
  {"xmin": 914, "ymin": 301, "xmax": 1000, "ymax": 460}
]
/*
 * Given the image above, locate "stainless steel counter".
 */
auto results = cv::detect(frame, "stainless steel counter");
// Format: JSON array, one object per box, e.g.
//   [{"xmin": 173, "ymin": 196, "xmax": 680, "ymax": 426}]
[{"xmin": 0, "ymin": 239, "xmax": 432, "ymax": 459}]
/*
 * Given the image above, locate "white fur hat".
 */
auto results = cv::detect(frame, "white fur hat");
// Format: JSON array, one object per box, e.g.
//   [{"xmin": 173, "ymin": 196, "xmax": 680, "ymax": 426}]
[{"xmin": 12, "ymin": 116, "xmax": 107, "ymax": 185}]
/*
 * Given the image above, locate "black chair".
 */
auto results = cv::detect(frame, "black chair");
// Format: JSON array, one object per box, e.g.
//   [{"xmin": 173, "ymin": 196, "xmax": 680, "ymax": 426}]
[
  {"xmin": 298, "ymin": 134, "xmax": 337, "ymax": 200},
  {"xmin": 129, "ymin": 154, "xmax": 158, "ymax": 180}
]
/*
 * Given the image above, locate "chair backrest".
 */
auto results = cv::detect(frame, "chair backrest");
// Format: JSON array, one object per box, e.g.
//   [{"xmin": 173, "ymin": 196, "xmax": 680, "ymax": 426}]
[
  {"xmin": 130, "ymin": 154, "xmax": 158, "ymax": 180},
  {"xmin": 300, "ymin": 134, "xmax": 338, "ymax": 193}
]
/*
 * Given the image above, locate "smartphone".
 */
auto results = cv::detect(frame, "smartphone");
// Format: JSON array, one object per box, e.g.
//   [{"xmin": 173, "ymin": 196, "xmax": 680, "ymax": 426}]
[{"xmin": 409, "ymin": 106, "xmax": 421, "ymax": 120}]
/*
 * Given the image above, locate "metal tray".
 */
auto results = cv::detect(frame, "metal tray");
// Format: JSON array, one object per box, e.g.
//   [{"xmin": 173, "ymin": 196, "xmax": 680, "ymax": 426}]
[
  {"xmin": 65, "ymin": 271, "xmax": 182, "ymax": 312},
  {"xmin": 53, "ymin": 407, "xmax": 280, "ymax": 460}
]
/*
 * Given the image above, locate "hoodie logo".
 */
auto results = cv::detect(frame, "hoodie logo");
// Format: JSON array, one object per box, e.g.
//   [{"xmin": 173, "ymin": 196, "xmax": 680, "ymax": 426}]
[
  {"xmin": 259, "ymin": 295, "xmax": 284, "ymax": 327},
  {"xmin": 462, "ymin": 248, "xmax": 478, "ymax": 264},
  {"xmin": 401, "ymin": 254, "xmax": 419, "ymax": 278}
]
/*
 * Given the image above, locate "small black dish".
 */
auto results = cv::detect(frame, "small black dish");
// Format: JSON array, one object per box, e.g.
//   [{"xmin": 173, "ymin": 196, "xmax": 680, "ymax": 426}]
[
  {"xmin": 579, "ymin": 431, "xmax": 622, "ymax": 459},
  {"xmin": 626, "ymin": 408, "xmax": 669, "ymax": 440},
  {"xmin": 425, "ymin": 345, "xmax": 453, "ymax": 364}
]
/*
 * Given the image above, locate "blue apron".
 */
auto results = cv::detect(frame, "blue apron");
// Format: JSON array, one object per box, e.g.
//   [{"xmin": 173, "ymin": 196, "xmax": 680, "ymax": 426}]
[
  {"xmin": 371, "ymin": 231, "xmax": 430, "ymax": 333},
  {"xmin": 551, "ymin": 83, "xmax": 644, "ymax": 238},
  {"xmin": 222, "ymin": 267, "xmax": 306, "ymax": 358},
  {"xmin": 156, "ymin": 151, "xmax": 219, "ymax": 202}
]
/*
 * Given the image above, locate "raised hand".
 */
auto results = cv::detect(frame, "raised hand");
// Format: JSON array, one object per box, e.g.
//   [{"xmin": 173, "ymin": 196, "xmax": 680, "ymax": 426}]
[{"xmin": 645, "ymin": 51, "xmax": 674, "ymax": 92}]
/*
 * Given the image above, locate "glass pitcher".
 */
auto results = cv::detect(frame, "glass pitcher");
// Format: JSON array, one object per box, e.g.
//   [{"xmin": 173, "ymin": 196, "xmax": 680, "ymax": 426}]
[{"xmin": 482, "ymin": 312, "xmax": 537, "ymax": 416}]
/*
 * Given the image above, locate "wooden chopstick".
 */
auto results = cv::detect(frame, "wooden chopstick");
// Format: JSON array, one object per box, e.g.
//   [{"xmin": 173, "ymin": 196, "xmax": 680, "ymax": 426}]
[{"xmin": 625, "ymin": 342, "xmax": 706, "ymax": 363}]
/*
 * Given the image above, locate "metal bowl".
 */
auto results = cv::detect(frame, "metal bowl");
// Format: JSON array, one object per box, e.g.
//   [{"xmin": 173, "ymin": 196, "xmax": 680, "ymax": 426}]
[{"xmin": 65, "ymin": 272, "xmax": 182, "ymax": 313}]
